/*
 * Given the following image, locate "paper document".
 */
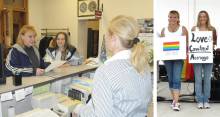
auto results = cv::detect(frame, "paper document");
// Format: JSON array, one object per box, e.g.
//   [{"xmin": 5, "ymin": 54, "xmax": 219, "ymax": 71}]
[
  {"xmin": 16, "ymin": 108, "xmax": 59, "ymax": 117},
  {"xmin": 45, "ymin": 61, "xmax": 66, "ymax": 72},
  {"xmin": 15, "ymin": 89, "xmax": 25, "ymax": 101},
  {"xmin": 0, "ymin": 92, "xmax": 13, "ymax": 101},
  {"xmin": 25, "ymin": 86, "xmax": 33, "ymax": 96}
]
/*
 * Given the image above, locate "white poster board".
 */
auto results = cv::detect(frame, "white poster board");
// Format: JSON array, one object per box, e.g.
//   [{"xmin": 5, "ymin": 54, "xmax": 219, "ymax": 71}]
[
  {"xmin": 189, "ymin": 31, "xmax": 213, "ymax": 63},
  {"xmin": 157, "ymin": 36, "xmax": 186, "ymax": 60}
]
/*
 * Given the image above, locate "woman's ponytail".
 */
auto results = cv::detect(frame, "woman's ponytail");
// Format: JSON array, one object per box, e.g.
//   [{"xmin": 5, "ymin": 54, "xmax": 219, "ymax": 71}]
[{"xmin": 131, "ymin": 42, "xmax": 148, "ymax": 74}]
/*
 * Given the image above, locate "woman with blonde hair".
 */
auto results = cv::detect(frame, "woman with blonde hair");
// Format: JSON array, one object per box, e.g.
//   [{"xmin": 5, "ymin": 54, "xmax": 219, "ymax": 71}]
[
  {"xmin": 161, "ymin": 10, "xmax": 188, "ymax": 111},
  {"xmin": 73, "ymin": 15, "xmax": 152, "ymax": 117},
  {"xmin": 192, "ymin": 10, "xmax": 217, "ymax": 109},
  {"xmin": 5, "ymin": 25, "xmax": 47, "ymax": 76}
]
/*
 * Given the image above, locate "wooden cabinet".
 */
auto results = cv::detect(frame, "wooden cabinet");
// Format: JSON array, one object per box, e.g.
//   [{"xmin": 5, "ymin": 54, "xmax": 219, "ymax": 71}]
[
  {"xmin": 0, "ymin": 0, "xmax": 28, "ymax": 59},
  {"xmin": 0, "ymin": 0, "xmax": 28, "ymax": 48},
  {"xmin": 13, "ymin": 0, "xmax": 27, "ymax": 11},
  {"xmin": 2, "ymin": 0, "xmax": 27, "ymax": 11}
]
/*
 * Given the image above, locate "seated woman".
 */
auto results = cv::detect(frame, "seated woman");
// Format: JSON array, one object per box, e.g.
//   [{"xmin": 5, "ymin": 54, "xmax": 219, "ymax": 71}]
[
  {"xmin": 44, "ymin": 32, "xmax": 79, "ymax": 62},
  {"xmin": 5, "ymin": 25, "xmax": 47, "ymax": 76}
]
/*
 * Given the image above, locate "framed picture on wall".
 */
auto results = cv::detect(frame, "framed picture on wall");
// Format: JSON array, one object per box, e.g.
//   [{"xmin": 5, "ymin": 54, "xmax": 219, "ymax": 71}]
[{"xmin": 78, "ymin": 0, "xmax": 99, "ymax": 17}]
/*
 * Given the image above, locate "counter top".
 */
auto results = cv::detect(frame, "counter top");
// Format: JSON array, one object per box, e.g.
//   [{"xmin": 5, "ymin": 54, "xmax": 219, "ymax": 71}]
[{"xmin": 0, "ymin": 64, "xmax": 98, "ymax": 94}]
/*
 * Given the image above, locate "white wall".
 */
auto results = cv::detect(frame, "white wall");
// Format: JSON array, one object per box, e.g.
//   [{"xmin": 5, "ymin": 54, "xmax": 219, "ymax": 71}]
[
  {"xmin": 154, "ymin": 0, "xmax": 191, "ymax": 37},
  {"xmin": 29, "ymin": 0, "xmax": 153, "ymax": 58},
  {"xmin": 42, "ymin": 0, "xmax": 78, "ymax": 47},
  {"xmin": 154, "ymin": 0, "xmax": 220, "ymax": 60},
  {"xmin": 28, "ymin": 0, "xmax": 45, "ymax": 44},
  {"xmin": 154, "ymin": 0, "xmax": 220, "ymax": 47},
  {"xmin": 98, "ymin": 0, "xmax": 153, "ymax": 55},
  {"xmin": 194, "ymin": 0, "xmax": 220, "ymax": 47},
  {"xmin": 29, "ymin": 0, "xmax": 78, "ymax": 47}
]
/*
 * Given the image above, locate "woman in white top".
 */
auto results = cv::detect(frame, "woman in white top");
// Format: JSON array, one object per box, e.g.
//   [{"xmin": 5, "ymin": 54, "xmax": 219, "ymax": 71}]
[
  {"xmin": 191, "ymin": 10, "xmax": 217, "ymax": 109},
  {"xmin": 73, "ymin": 15, "xmax": 152, "ymax": 117},
  {"xmin": 161, "ymin": 10, "xmax": 188, "ymax": 111},
  {"xmin": 44, "ymin": 32, "xmax": 79, "ymax": 62}
]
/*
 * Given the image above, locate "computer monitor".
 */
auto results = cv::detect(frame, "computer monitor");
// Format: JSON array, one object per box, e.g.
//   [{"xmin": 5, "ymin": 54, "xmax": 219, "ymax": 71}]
[{"xmin": 0, "ymin": 43, "xmax": 6, "ymax": 84}]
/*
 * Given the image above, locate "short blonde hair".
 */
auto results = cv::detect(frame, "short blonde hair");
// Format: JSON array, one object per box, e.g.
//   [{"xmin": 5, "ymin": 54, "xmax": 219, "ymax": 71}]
[
  {"xmin": 16, "ymin": 25, "xmax": 37, "ymax": 47},
  {"xmin": 169, "ymin": 10, "xmax": 180, "ymax": 25},
  {"xmin": 108, "ymin": 15, "xmax": 148, "ymax": 74}
]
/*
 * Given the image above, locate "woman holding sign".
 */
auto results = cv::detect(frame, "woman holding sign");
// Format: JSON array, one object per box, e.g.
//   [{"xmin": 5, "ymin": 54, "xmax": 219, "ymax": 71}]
[
  {"xmin": 191, "ymin": 10, "xmax": 217, "ymax": 109},
  {"xmin": 161, "ymin": 10, "xmax": 188, "ymax": 111}
]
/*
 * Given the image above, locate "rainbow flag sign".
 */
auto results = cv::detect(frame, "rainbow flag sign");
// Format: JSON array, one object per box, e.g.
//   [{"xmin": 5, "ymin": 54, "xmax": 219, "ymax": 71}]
[
  {"xmin": 156, "ymin": 36, "xmax": 186, "ymax": 60},
  {"xmin": 163, "ymin": 42, "xmax": 180, "ymax": 51}
]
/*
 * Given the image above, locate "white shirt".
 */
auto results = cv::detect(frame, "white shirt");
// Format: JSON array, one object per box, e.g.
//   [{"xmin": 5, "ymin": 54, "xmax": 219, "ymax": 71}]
[
  {"xmin": 78, "ymin": 49, "xmax": 152, "ymax": 117},
  {"xmin": 104, "ymin": 49, "xmax": 131, "ymax": 65},
  {"xmin": 164, "ymin": 25, "xmax": 183, "ymax": 37}
]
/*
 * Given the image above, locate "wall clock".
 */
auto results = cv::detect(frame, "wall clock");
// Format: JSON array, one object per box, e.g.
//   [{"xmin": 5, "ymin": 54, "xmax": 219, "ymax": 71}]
[
  {"xmin": 79, "ymin": 2, "xmax": 87, "ymax": 13},
  {"xmin": 78, "ymin": 0, "xmax": 99, "ymax": 17},
  {"xmin": 88, "ymin": 1, "xmax": 97, "ymax": 12}
]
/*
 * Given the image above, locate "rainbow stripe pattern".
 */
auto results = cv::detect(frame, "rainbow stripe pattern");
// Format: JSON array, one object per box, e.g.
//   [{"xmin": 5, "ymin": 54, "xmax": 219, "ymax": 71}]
[{"xmin": 163, "ymin": 41, "xmax": 180, "ymax": 51}]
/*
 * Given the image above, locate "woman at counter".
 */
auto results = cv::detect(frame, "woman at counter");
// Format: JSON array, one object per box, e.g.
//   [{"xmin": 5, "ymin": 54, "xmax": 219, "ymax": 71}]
[
  {"xmin": 44, "ymin": 32, "xmax": 79, "ymax": 62},
  {"xmin": 5, "ymin": 25, "xmax": 47, "ymax": 76}
]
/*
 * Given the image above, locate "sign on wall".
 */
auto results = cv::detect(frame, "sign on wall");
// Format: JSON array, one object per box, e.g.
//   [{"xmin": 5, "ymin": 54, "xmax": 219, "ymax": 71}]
[
  {"xmin": 157, "ymin": 36, "xmax": 186, "ymax": 60},
  {"xmin": 189, "ymin": 31, "xmax": 213, "ymax": 63}
]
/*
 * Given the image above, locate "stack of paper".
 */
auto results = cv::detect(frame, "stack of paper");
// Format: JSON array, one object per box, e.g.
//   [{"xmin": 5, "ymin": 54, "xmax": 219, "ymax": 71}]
[
  {"xmin": 32, "ymin": 92, "xmax": 58, "ymax": 109},
  {"xmin": 53, "ymin": 94, "xmax": 81, "ymax": 117},
  {"xmin": 33, "ymin": 84, "xmax": 51, "ymax": 96},
  {"xmin": 16, "ymin": 108, "xmax": 59, "ymax": 117}
]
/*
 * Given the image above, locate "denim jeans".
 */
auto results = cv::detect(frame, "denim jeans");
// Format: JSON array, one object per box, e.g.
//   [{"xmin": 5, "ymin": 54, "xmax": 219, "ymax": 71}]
[
  {"xmin": 164, "ymin": 60, "xmax": 183, "ymax": 92},
  {"xmin": 193, "ymin": 63, "xmax": 213, "ymax": 103}
]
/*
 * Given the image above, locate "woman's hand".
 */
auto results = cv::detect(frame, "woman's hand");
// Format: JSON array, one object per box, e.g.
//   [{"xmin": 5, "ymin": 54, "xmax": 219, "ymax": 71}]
[{"xmin": 36, "ymin": 68, "xmax": 44, "ymax": 75}]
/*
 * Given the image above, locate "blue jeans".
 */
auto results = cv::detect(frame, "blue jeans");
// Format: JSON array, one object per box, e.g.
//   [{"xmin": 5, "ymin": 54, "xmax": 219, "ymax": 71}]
[
  {"xmin": 164, "ymin": 60, "xmax": 183, "ymax": 92},
  {"xmin": 193, "ymin": 63, "xmax": 213, "ymax": 103}
]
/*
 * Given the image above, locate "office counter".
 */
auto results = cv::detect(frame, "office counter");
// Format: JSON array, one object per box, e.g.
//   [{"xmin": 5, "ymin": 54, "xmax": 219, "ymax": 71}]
[
  {"xmin": 0, "ymin": 64, "xmax": 98, "ymax": 94},
  {"xmin": 0, "ymin": 76, "xmax": 51, "ymax": 95},
  {"xmin": 0, "ymin": 64, "xmax": 98, "ymax": 117},
  {"xmin": 45, "ymin": 64, "xmax": 98, "ymax": 79}
]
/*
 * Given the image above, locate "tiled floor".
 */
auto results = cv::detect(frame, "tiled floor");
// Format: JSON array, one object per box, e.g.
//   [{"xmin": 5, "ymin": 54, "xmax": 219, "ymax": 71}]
[{"xmin": 158, "ymin": 82, "xmax": 220, "ymax": 117}]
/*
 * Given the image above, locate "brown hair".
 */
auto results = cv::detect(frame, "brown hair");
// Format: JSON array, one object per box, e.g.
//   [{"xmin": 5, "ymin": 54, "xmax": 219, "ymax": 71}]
[
  {"xmin": 196, "ymin": 10, "xmax": 214, "ymax": 31},
  {"xmin": 54, "ymin": 32, "xmax": 69, "ymax": 49},
  {"xmin": 108, "ymin": 15, "xmax": 148, "ymax": 74},
  {"xmin": 54, "ymin": 32, "xmax": 71, "ymax": 60},
  {"xmin": 16, "ymin": 25, "xmax": 37, "ymax": 47}
]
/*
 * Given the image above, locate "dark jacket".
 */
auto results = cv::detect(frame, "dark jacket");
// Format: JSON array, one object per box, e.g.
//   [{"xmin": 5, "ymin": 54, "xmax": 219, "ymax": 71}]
[
  {"xmin": 45, "ymin": 46, "xmax": 78, "ymax": 61},
  {"xmin": 5, "ymin": 44, "xmax": 48, "ymax": 77},
  {"xmin": 39, "ymin": 36, "xmax": 53, "ymax": 58}
]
